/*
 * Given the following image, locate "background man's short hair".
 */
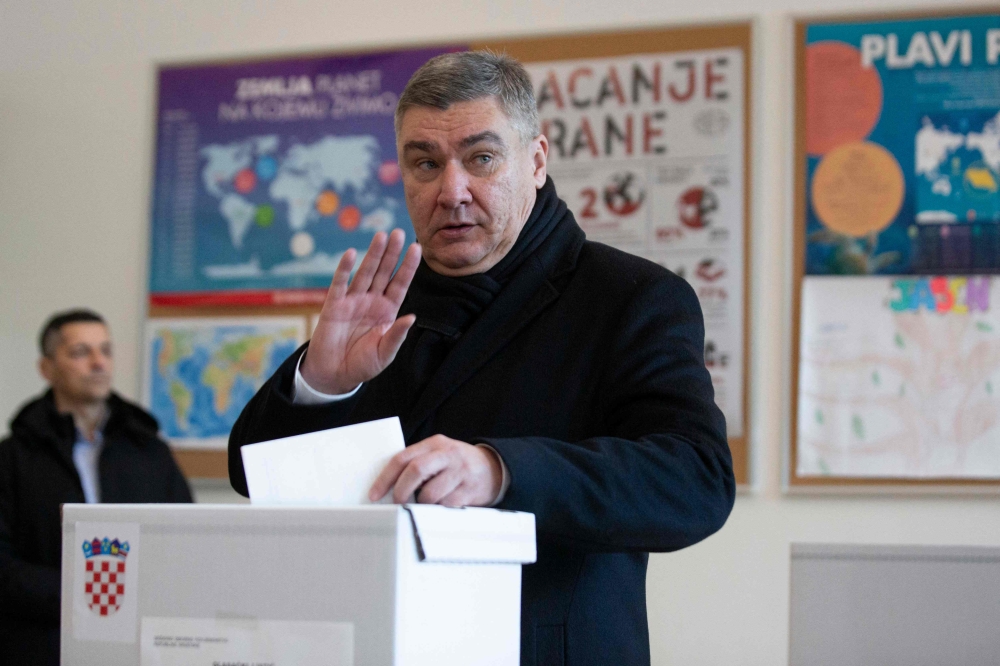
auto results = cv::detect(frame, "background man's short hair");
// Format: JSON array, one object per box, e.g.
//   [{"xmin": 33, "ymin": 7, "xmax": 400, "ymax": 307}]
[
  {"xmin": 395, "ymin": 50, "xmax": 540, "ymax": 144},
  {"xmin": 39, "ymin": 309, "xmax": 105, "ymax": 357}
]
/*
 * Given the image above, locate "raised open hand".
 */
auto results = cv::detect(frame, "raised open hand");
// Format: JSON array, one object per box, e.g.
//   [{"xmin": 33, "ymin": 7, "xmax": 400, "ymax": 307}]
[{"xmin": 300, "ymin": 229, "xmax": 421, "ymax": 395}]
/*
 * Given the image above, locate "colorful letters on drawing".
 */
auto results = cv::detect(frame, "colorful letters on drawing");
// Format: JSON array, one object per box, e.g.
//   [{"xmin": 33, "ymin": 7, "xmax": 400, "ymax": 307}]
[{"xmin": 889, "ymin": 277, "xmax": 990, "ymax": 313}]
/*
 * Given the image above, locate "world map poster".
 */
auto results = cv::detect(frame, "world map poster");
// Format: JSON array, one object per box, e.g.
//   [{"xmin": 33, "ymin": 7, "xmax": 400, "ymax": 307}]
[
  {"xmin": 142, "ymin": 318, "xmax": 306, "ymax": 449},
  {"xmin": 803, "ymin": 14, "xmax": 1000, "ymax": 276},
  {"xmin": 149, "ymin": 46, "xmax": 457, "ymax": 306}
]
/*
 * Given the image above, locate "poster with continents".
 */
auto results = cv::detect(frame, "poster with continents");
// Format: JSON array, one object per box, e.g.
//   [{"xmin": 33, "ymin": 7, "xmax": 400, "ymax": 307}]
[
  {"xmin": 143, "ymin": 318, "xmax": 306, "ymax": 449},
  {"xmin": 797, "ymin": 276, "xmax": 1000, "ymax": 479},
  {"xmin": 149, "ymin": 46, "xmax": 456, "ymax": 307},
  {"xmin": 803, "ymin": 13, "xmax": 1000, "ymax": 275},
  {"xmin": 524, "ymin": 47, "xmax": 747, "ymax": 437}
]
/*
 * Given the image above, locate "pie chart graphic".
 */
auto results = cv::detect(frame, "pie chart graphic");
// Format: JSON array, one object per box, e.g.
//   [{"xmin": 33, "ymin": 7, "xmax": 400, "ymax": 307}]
[
  {"xmin": 378, "ymin": 161, "xmax": 401, "ymax": 185},
  {"xmin": 255, "ymin": 155, "xmax": 278, "ymax": 181},
  {"xmin": 316, "ymin": 190, "xmax": 340, "ymax": 217},
  {"xmin": 339, "ymin": 206, "xmax": 361, "ymax": 231},
  {"xmin": 234, "ymin": 168, "xmax": 257, "ymax": 194}
]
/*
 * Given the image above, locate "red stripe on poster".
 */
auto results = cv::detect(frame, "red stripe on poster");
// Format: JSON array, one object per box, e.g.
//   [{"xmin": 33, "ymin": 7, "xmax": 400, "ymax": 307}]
[{"xmin": 150, "ymin": 289, "xmax": 327, "ymax": 307}]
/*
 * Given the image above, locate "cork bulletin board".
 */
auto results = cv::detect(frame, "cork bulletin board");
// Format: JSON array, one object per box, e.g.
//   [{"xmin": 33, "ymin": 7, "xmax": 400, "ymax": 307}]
[{"xmin": 789, "ymin": 8, "xmax": 1000, "ymax": 490}]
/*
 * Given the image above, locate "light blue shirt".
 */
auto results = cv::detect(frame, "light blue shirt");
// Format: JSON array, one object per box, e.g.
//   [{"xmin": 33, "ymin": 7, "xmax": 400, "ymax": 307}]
[{"xmin": 72, "ymin": 428, "xmax": 104, "ymax": 504}]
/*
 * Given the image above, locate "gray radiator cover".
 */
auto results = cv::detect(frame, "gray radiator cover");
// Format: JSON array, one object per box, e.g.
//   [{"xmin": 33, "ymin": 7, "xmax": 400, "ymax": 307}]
[{"xmin": 790, "ymin": 543, "xmax": 1000, "ymax": 666}]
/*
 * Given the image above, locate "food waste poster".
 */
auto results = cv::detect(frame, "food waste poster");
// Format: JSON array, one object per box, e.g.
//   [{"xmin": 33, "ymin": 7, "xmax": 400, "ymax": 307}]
[{"xmin": 524, "ymin": 48, "xmax": 747, "ymax": 437}]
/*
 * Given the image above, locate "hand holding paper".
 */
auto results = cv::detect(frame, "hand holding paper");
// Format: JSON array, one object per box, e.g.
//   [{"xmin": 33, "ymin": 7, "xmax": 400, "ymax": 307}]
[
  {"xmin": 241, "ymin": 417, "xmax": 503, "ymax": 507},
  {"xmin": 369, "ymin": 434, "xmax": 503, "ymax": 507}
]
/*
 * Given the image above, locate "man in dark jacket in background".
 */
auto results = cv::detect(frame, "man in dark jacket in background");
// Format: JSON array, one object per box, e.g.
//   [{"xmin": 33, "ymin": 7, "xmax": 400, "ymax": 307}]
[
  {"xmin": 229, "ymin": 52, "xmax": 734, "ymax": 666},
  {"xmin": 0, "ymin": 309, "xmax": 192, "ymax": 665}
]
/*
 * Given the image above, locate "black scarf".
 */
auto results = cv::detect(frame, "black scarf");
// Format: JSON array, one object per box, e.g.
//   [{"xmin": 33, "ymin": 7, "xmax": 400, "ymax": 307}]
[{"xmin": 394, "ymin": 177, "xmax": 568, "ymax": 410}]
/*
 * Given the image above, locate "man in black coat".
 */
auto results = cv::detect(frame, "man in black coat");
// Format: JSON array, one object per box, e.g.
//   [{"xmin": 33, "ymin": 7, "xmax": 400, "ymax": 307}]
[
  {"xmin": 229, "ymin": 51, "xmax": 734, "ymax": 666},
  {"xmin": 0, "ymin": 310, "xmax": 192, "ymax": 665}
]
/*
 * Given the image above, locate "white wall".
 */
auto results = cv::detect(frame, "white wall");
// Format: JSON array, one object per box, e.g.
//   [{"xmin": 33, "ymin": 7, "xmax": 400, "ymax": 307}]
[{"xmin": 2, "ymin": 1, "xmax": 998, "ymax": 664}]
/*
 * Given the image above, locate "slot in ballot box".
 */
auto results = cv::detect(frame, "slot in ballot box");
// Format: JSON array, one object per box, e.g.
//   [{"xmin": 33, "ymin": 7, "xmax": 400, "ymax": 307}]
[{"xmin": 61, "ymin": 503, "xmax": 536, "ymax": 666}]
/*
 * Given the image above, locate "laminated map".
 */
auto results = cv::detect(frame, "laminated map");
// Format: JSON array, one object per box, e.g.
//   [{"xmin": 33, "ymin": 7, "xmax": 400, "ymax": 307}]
[{"xmin": 143, "ymin": 318, "xmax": 306, "ymax": 449}]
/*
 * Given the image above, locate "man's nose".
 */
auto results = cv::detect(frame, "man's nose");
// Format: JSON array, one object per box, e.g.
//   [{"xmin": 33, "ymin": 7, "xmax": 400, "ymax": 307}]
[
  {"xmin": 437, "ymin": 161, "xmax": 473, "ymax": 209},
  {"xmin": 90, "ymin": 351, "xmax": 109, "ymax": 371}
]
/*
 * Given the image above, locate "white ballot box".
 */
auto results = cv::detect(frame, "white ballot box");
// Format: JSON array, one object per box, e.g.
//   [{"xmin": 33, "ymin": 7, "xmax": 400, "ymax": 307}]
[{"xmin": 61, "ymin": 503, "xmax": 536, "ymax": 666}]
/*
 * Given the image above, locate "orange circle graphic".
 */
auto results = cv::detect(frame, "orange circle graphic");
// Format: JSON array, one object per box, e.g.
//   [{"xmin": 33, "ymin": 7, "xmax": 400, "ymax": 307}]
[
  {"xmin": 315, "ymin": 190, "xmax": 340, "ymax": 217},
  {"xmin": 811, "ymin": 141, "xmax": 905, "ymax": 237},
  {"xmin": 806, "ymin": 41, "xmax": 883, "ymax": 156},
  {"xmin": 338, "ymin": 205, "xmax": 361, "ymax": 231}
]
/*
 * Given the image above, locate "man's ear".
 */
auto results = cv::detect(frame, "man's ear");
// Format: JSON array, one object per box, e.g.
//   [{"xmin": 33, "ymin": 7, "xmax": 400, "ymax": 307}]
[
  {"xmin": 39, "ymin": 356, "xmax": 54, "ymax": 384},
  {"xmin": 531, "ymin": 133, "xmax": 548, "ymax": 188}
]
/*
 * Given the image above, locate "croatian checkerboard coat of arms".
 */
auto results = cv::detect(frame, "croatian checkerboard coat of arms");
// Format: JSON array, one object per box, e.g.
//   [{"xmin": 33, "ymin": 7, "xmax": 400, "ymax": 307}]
[{"xmin": 82, "ymin": 537, "xmax": 130, "ymax": 616}]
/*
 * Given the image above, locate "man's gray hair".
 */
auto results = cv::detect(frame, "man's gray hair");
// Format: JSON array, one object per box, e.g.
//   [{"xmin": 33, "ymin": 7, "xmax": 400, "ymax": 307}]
[{"xmin": 395, "ymin": 50, "xmax": 540, "ymax": 144}]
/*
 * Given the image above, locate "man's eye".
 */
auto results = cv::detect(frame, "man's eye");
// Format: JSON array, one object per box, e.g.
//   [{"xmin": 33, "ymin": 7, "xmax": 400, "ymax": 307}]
[
  {"xmin": 417, "ymin": 160, "xmax": 437, "ymax": 171},
  {"xmin": 474, "ymin": 154, "xmax": 493, "ymax": 165}
]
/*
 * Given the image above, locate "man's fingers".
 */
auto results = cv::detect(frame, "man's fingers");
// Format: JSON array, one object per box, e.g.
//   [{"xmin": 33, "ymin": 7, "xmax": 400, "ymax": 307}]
[
  {"xmin": 377, "ymin": 314, "xmax": 416, "ymax": 368},
  {"xmin": 437, "ymin": 486, "xmax": 472, "ymax": 508},
  {"xmin": 348, "ymin": 232, "xmax": 388, "ymax": 295},
  {"xmin": 392, "ymin": 452, "xmax": 449, "ymax": 504},
  {"xmin": 415, "ymin": 469, "xmax": 462, "ymax": 505},
  {"xmin": 324, "ymin": 248, "xmax": 357, "ymax": 305},
  {"xmin": 369, "ymin": 229, "xmax": 406, "ymax": 295},
  {"xmin": 368, "ymin": 446, "xmax": 419, "ymax": 502},
  {"xmin": 385, "ymin": 243, "xmax": 422, "ymax": 306}
]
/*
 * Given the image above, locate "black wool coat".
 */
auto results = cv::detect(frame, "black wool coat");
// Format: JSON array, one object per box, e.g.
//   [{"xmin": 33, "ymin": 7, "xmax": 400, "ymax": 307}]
[
  {"xmin": 229, "ymin": 203, "xmax": 735, "ymax": 666},
  {"xmin": 0, "ymin": 391, "xmax": 193, "ymax": 665}
]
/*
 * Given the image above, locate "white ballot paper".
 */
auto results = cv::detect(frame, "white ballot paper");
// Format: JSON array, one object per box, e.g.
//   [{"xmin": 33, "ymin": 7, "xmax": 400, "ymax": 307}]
[{"xmin": 241, "ymin": 416, "xmax": 405, "ymax": 505}]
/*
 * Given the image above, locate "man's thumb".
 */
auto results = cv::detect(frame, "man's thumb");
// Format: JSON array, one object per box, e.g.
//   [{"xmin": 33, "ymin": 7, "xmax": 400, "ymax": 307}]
[{"xmin": 377, "ymin": 314, "xmax": 416, "ymax": 367}]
